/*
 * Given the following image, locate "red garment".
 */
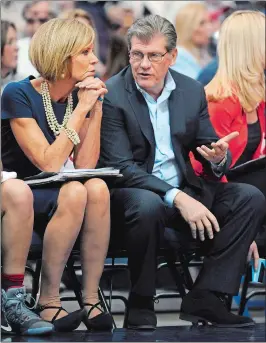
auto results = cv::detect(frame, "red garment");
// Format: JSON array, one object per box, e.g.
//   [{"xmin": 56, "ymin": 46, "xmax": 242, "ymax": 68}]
[{"xmin": 190, "ymin": 97, "xmax": 265, "ymax": 182}]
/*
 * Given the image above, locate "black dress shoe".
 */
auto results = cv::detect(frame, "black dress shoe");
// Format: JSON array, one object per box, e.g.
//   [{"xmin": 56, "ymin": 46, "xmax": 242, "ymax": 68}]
[
  {"xmin": 127, "ymin": 293, "xmax": 157, "ymax": 330},
  {"xmin": 35, "ymin": 305, "xmax": 86, "ymax": 332},
  {"xmin": 83, "ymin": 302, "xmax": 113, "ymax": 331},
  {"xmin": 180, "ymin": 289, "xmax": 255, "ymax": 328},
  {"xmin": 127, "ymin": 308, "xmax": 157, "ymax": 330}
]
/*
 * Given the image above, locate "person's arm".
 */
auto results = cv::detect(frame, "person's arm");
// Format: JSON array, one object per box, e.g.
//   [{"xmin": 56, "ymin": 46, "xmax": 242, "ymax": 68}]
[
  {"xmin": 73, "ymin": 100, "xmax": 103, "ymax": 169},
  {"xmin": 191, "ymin": 87, "xmax": 232, "ymax": 176},
  {"xmin": 100, "ymin": 98, "xmax": 173, "ymax": 197}
]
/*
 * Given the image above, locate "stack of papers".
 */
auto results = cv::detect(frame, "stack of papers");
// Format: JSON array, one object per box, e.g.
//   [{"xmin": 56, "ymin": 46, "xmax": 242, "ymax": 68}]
[{"xmin": 24, "ymin": 168, "xmax": 122, "ymax": 186}]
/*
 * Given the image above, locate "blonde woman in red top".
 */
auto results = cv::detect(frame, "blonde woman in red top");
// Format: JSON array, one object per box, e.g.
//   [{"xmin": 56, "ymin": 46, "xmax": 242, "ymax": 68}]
[
  {"xmin": 191, "ymin": 10, "xmax": 265, "ymax": 267},
  {"xmin": 192, "ymin": 10, "xmax": 265, "ymax": 189}
]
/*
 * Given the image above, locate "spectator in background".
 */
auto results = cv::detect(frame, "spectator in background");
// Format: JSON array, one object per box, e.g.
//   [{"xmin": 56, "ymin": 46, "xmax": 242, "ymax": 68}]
[
  {"xmin": 17, "ymin": 1, "xmax": 56, "ymax": 78},
  {"xmin": 102, "ymin": 34, "xmax": 129, "ymax": 81},
  {"xmin": 171, "ymin": 2, "xmax": 212, "ymax": 79},
  {"xmin": 59, "ymin": 8, "xmax": 106, "ymax": 78},
  {"xmin": 1, "ymin": 21, "xmax": 23, "ymax": 93}
]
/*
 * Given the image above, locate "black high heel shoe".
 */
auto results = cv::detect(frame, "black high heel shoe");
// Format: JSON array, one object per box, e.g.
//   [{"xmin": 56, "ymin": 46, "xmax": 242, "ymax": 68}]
[
  {"xmin": 35, "ymin": 305, "xmax": 86, "ymax": 332},
  {"xmin": 83, "ymin": 302, "xmax": 113, "ymax": 331}
]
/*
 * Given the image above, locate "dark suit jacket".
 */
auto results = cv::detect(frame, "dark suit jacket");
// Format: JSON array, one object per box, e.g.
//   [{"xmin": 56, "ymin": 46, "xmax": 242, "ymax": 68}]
[{"xmin": 99, "ymin": 66, "xmax": 231, "ymax": 203}]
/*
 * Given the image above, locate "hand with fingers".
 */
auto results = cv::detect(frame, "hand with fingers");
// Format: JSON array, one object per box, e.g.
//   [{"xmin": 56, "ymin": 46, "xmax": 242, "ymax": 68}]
[
  {"xmin": 247, "ymin": 241, "xmax": 260, "ymax": 271},
  {"xmin": 196, "ymin": 131, "xmax": 239, "ymax": 164},
  {"xmin": 75, "ymin": 77, "xmax": 108, "ymax": 113},
  {"xmin": 174, "ymin": 191, "xmax": 220, "ymax": 241}
]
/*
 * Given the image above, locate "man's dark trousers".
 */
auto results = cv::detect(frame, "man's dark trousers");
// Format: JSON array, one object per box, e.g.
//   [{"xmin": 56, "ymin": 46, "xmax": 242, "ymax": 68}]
[{"xmin": 110, "ymin": 180, "xmax": 265, "ymax": 297}]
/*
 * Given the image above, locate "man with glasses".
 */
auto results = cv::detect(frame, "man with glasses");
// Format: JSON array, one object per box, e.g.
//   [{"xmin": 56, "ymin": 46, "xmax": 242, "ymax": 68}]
[
  {"xmin": 17, "ymin": 1, "xmax": 55, "ymax": 78},
  {"xmin": 99, "ymin": 15, "xmax": 265, "ymax": 330}
]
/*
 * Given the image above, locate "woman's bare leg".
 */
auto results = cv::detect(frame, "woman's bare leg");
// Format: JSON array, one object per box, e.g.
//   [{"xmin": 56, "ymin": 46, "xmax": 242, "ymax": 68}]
[
  {"xmin": 81, "ymin": 179, "xmax": 110, "ymax": 318},
  {"xmin": 38, "ymin": 181, "xmax": 87, "ymax": 321}
]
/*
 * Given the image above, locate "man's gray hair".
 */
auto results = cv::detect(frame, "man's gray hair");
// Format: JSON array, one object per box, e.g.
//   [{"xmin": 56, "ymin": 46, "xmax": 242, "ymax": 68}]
[{"xmin": 127, "ymin": 15, "xmax": 177, "ymax": 51}]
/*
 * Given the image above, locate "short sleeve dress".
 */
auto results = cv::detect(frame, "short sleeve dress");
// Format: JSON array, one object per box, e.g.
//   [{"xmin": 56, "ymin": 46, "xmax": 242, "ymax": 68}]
[{"xmin": 1, "ymin": 76, "xmax": 83, "ymax": 233}]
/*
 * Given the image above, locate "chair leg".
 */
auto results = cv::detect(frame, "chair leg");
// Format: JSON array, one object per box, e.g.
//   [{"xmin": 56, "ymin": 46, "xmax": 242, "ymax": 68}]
[
  {"xmin": 165, "ymin": 251, "xmax": 187, "ymax": 298},
  {"xmin": 65, "ymin": 258, "xmax": 83, "ymax": 309},
  {"xmin": 238, "ymin": 265, "xmax": 251, "ymax": 315},
  {"xmin": 98, "ymin": 286, "xmax": 117, "ymax": 329}
]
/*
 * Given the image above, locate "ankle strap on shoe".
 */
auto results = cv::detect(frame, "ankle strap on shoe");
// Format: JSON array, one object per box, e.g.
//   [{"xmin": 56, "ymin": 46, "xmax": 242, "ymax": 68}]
[
  {"xmin": 36, "ymin": 304, "xmax": 66, "ymax": 323},
  {"xmin": 83, "ymin": 301, "xmax": 104, "ymax": 317}
]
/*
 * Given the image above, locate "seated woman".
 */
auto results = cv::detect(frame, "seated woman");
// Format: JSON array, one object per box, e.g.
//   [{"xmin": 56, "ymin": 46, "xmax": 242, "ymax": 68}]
[
  {"xmin": 1, "ymin": 21, "xmax": 23, "ymax": 94},
  {"xmin": 190, "ymin": 10, "xmax": 265, "ymax": 262},
  {"xmin": 1, "ymin": 168, "xmax": 54, "ymax": 336},
  {"xmin": 171, "ymin": 2, "xmax": 212, "ymax": 79},
  {"xmin": 1, "ymin": 18, "xmax": 112, "ymax": 332}
]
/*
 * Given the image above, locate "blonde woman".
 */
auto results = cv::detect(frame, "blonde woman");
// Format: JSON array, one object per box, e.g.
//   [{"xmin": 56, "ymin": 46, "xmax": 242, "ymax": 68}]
[
  {"xmin": 191, "ymin": 10, "xmax": 265, "ymax": 269},
  {"xmin": 193, "ymin": 10, "xmax": 265, "ymax": 188},
  {"xmin": 171, "ymin": 2, "xmax": 212, "ymax": 79},
  {"xmin": 59, "ymin": 8, "xmax": 106, "ymax": 78},
  {"xmin": 1, "ymin": 18, "xmax": 112, "ymax": 332}
]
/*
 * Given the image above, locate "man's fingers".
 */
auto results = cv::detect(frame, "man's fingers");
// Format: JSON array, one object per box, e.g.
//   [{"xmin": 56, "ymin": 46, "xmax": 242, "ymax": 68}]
[
  {"xmin": 195, "ymin": 220, "xmax": 205, "ymax": 241},
  {"xmin": 206, "ymin": 211, "xmax": 220, "ymax": 232},
  {"xmin": 189, "ymin": 222, "xmax": 197, "ymax": 239},
  {"xmin": 211, "ymin": 143, "xmax": 225, "ymax": 155},
  {"xmin": 253, "ymin": 244, "xmax": 260, "ymax": 271},
  {"xmin": 220, "ymin": 131, "xmax": 239, "ymax": 143},
  {"xmin": 196, "ymin": 147, "xmax": 211, "ymax": 159},
  {"xmin": 201, "ymin": 217, "xmax": 214, "ymax": 239}
]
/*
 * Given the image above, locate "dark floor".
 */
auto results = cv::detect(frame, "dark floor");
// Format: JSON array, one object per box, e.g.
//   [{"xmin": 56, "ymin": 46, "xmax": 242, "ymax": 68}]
[{"xmin": 1, "ymin": 324, "xmax": 265, "ymax": 342}]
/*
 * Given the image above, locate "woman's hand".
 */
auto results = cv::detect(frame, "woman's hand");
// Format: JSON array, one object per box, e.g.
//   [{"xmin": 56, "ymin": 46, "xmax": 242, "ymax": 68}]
[{"xmin": 76, "ymin": 77, "xmax": 108, "ymax": 113}]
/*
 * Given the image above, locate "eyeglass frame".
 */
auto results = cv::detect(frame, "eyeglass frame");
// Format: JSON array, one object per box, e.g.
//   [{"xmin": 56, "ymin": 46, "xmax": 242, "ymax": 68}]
[{"xmin": 129, "ymin": 50, "xmax": 169, "ymax": 63}]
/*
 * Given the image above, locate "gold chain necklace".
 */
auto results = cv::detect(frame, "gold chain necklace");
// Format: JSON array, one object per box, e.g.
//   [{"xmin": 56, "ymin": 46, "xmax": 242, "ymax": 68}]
[{"xmin": 41, "ymin": 81, "xmax": 80, "ymax": 145}]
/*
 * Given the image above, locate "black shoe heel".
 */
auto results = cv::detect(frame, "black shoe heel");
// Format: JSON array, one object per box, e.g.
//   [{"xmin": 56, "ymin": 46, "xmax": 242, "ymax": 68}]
[
  {"xmin": 35, "ymin": 305, "xmax": 86, "ymax": 332},
  {"xmin": 83, "ymin": 302, "xmax": 113, "ymax": 331}
]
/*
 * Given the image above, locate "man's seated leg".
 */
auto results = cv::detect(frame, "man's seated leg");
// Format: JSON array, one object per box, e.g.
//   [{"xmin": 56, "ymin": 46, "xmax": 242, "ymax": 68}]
[
  {"xmin": 1, "ymin": 179, "xmax": 54, "ymax": 336},
  {"xmin": 167, "ymin": 182, "xmax": 265, "ymax": 327},
  {"xmin": 111, "ymin": 188, "xmax": 166, "ymax": 330}
]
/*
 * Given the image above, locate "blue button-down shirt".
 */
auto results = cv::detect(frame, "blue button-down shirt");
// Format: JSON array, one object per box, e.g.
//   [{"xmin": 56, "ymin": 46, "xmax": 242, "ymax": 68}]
[{"xmin": 135, "ymin": 71, "xmax": 181, "ymax": 207}]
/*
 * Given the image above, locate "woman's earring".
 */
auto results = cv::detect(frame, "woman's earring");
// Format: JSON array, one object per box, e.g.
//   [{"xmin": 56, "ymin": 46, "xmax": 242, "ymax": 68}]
[{"xmin": 61, "ymin": 73, "xmax": 65, "ymax": 79}]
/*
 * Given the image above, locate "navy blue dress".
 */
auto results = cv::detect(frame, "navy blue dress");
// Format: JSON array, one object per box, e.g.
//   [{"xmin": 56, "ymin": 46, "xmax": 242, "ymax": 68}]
[{"xmin": 1, "ymin": 76, "xmax": 83, "ymax": 232}]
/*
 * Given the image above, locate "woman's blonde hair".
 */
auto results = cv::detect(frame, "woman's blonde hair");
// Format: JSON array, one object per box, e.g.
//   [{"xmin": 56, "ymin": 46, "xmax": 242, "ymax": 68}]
[
  {"xmin": 175, "ymin": 2, "xmax": 208, "ymax": 46},
  {"xmin": 29, "ymin": 18, "xmax": 95, "ymax": 82},
  {"xmin": 205, "ymin": 10, "xmax": 265, "ymax": 112}
]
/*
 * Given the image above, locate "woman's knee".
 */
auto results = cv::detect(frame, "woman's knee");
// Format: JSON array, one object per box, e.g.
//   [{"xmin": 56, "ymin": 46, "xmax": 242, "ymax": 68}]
[
  {"xmin": 59, "ymin": 181, "xmax": 87, "ymax": 212},
  {"xmin": 2, "ymin": 179, "xmax": 33, "ymax": 215},
  {"xmin": 84, "ymin": 178, "xmax": 110, "ymax": 206}
]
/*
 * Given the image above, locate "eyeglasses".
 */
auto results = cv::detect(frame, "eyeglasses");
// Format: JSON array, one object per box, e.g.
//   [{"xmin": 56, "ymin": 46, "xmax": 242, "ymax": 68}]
[
  {"xmin": 25, "ymin": 17, "xmax": 49, "ymax": 25},
  {"xmin": 129, "ymin": 51, "xmax": 168, "ymax": 63}
]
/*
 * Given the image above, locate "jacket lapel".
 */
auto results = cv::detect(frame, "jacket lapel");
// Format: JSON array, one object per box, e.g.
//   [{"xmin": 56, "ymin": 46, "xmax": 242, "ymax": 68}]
[
  {"xmin": 125, "ymin": 67, "xmax": 156, "ymax": 150},
  {"xmin": 168, "ymin": 87, "xmax": 187, "ymax": 174}
]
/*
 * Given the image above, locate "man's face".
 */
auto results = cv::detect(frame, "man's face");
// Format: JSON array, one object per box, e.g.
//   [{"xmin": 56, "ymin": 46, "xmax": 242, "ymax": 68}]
[
  {"xmin": 25, "ymin": 1, "xmax": 51, "ymax": 37},
  {"xmin": 129, "ymin": 34, "xmax": 177, "ymax": 96}
]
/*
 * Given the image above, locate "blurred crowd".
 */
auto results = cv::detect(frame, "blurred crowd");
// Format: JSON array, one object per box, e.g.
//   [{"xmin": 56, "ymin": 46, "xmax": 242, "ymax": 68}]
[{"xmin": 1, "ymin": 0, "xmax": 265, "ymax": 92}]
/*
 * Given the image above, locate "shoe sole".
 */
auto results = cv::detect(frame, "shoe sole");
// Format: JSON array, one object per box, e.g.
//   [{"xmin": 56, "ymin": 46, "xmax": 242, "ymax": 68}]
[
  {"xmin": 23, "ymin": 327, "xmax": 54, "ymax": 336},
  {"xmin": 180, "ymin": 313, "xmax": 255, "ymax": 328},
  {"xmin": 127, "ymin": 324, "xmax": 156, "ymax": 330}
]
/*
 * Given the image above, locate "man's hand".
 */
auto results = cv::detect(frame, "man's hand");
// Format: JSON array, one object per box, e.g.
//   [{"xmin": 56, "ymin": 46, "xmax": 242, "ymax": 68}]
[
  {"xmin": 174, "ymin": 191, "xmax": 220, "ymax": 241},
  {"xmin": 247, "ymin": 241, "xmax": 259, "ymax": 271},
  {"xmin": 196, "ymin": 131, "xmax": 239, "ymax": 164}
]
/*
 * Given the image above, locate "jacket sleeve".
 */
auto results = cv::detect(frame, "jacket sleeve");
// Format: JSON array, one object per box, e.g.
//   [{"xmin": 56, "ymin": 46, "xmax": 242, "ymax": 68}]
[{"xmin": 99, "ymin": 98, "xmax": 173, "ymax": 197}]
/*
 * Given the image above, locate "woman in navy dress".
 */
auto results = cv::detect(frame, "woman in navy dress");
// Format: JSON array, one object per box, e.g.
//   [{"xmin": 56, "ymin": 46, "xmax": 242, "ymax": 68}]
[{"xmin": 1, "ymin": 18, "xmax": 112, "ymax": 331}]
